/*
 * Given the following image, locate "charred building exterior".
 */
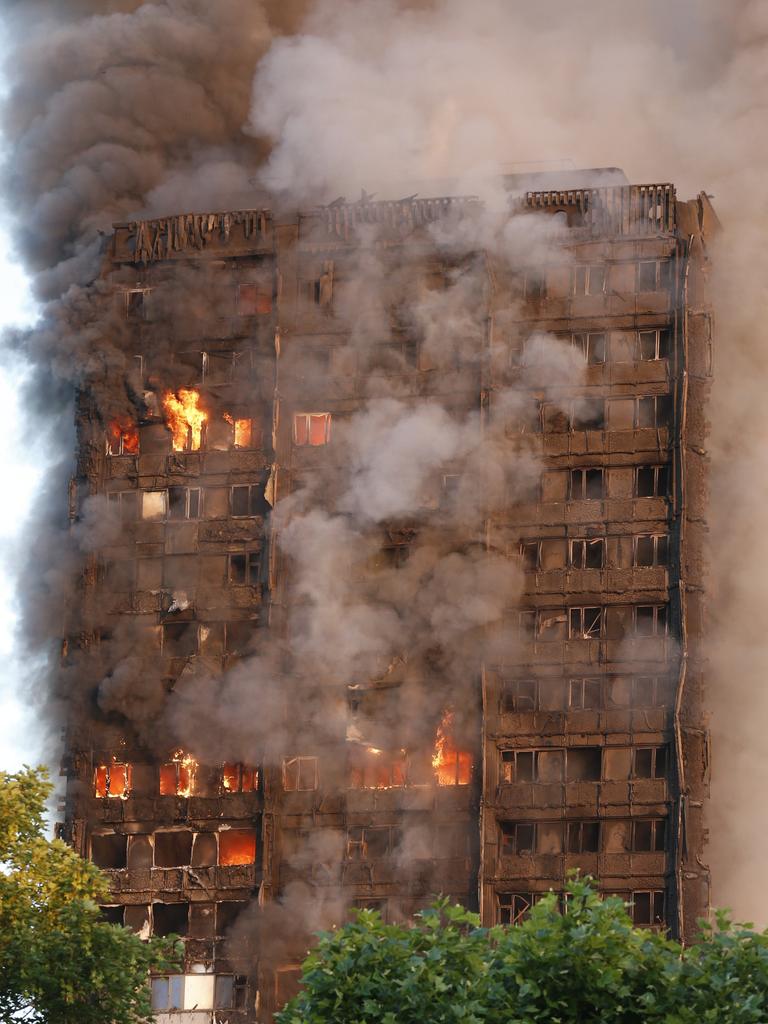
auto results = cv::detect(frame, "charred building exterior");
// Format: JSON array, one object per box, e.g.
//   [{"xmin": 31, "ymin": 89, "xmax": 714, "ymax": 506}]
[{"xmin": 60, "ymin": 173, "xmax": 716, "ymax": 1022}]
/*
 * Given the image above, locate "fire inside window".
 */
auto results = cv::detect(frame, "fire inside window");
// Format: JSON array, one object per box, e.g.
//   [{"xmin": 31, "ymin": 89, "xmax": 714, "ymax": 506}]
[
  {"xmin": 222, "ymin": 762, "xmax": 258, "ymax": 793},
  {"xmin": 293, "ymin": 412, "xmax": 331, "ymax": 446},
  {"xmin": 224, "ymin": 414, "xmax": 259, "ymax": 448},
  {"xmin": 159, "ymin": 752, "xmax": 197, "ymax": 797},
  {"xmin": 348, "ymin": 747, "xmax": 406, "ymax": 790},
  {"xmin": 94, "ymin": 762, "xmax": 131, "ymax": 798},
  {"xmin": 432, "ymin": 709, "xmax": 472, "ymax": 786},
  {"xmin": 162, "ymin": 389, "xmax": 208, "ymax": 451},
  {"xmin": 219, "ymin": 829, "xmax": 257, "ymax": 866},
  {"xmin": 106, "ymin": 420, "xmax": 139, "ymax": 456}
]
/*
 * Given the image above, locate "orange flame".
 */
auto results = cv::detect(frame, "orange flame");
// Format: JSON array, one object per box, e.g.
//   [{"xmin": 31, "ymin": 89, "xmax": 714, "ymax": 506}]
[
  {"xmin": 107, "ymin": 419, "xmax": 139, "ymax": 455},
  {"xmin": 159, "ymin": 749, "xmax": 198, "ymax": 797},
  {"xmin": 162, "ymin": 389, "xmax": 207, "ymax": 451},
  {"xmin": 94, "ymin": 759, "xmax": 131, "ymax": 798},
  {"xmin": 432, "ymin": 708, "xmax": 472, "ymax": 786},
  {"xmin": 224, "ymin": 413, "xmax": 252, "ymax": 448}
]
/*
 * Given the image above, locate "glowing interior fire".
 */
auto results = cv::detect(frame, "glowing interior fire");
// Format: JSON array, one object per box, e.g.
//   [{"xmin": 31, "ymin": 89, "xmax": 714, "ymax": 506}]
[
  {"xmin": 107, "ymin": 418, "xmax": 139, "ymax": 455},
  {"xmin": 349, "ymin": 746, "xmax": 406, "ymax": 789},
  {"xmin": 224, "ymin": 413, "xmax": 252, "ymax": 448},
  {"xmin": 219, "ymin": 829, "xmax": 257, "ymax": 865},
  {"xmin": 222, "ymin": 762, "xmax": 258, "ymax": 793},
  {"xmin": 159, "ymin": 749, "xmax": 198, "ymax": 797},
  {"xmin": 162, "ymin": 389, "xmax": 207, "ymax": 451},
  {"xmin": 432, "ymin": 709, "xmax": 472, "ymax": 786},
  {"xmin": 94, "ymin": 760, "xmax": 131, "ymax": 798}
]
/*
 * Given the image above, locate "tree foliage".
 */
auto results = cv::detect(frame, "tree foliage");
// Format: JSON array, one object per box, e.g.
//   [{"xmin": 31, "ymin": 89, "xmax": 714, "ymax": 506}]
[
  {"xmin": 0, "ymin": 766, "xmax": 181, "ymax": 1024},
  {"xmin": 278, "ymin": 879, "xmax": 768, "ymax": 1024}
]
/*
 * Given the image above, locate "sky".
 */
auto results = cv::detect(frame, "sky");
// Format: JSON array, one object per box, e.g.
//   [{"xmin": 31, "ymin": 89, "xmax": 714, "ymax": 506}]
[{"xmin": 0, "ymin": 226, "xmax": 42, "ymax": 772}]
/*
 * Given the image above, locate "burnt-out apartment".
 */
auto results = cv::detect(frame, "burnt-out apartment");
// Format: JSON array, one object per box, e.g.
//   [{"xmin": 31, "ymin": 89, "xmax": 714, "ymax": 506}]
[{"xmin": 60, "ymin": 170, "xmax": 716, "ymax": 1022}]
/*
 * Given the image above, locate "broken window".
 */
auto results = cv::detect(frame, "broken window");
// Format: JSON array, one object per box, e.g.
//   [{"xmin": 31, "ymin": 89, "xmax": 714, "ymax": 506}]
[
  {"xmin": 634, "ymin": 605, "xmax": 668, "ymax": 637},
  {"xmin": 228, "ymin": 551, "xmax": 261, "ymax": 586},
  {"xmin": 162, "ymin": 622, "xmax": 198, "ymax": 658},
  {"xmin": 569, "ymin": 538, "xmax": 604, "ymax": 569},
  {"xmin": 293, "ymin": 412, "xmax": 331, "ymax": 446},
  {"xmin": 100, "ymin": 905, "xmax": 124, "ymax": 926},
  {"xmin": 214, "ymin": 975, "xmax": 248, "ymax": 1011},
  {"xmin": 162, "ymin": 388, "xmax": 208, "ymax": 450},
  {"xmin": 634, "ymin": 534, "xmax": 669, "ymax": 567},
  {"xmin": 228, "ymin": 415, "xmax": 260, "ymax": 449},
  {"xmin": 569, "ymin": 468, "xmax": 604, "ymax": 500},
  {"xmin": 237, "ymin": 283, "xmax": 272, "ymax": 316},
  {"xmin": 219, "ymin": 829, "xmax": 257, "ymax": 865},
  {"xmin": 499, "ymin": 821, "xmax": 535, "ymax": 856},
  {"xmin": 542, "ymin": 403, "xmax": 571, "ymax": 433},
  {"xmin": 629, "ymin": 890, "xmax": 665, "ymax": 928},
  {"xmin": 168, "ymin": 486, "xmax": 200, "ymax": 520},
  {"xmin": 348, "ymin": 747, "xmax": 407, "ymax": 790},
  {"xmin": 637, "ymin": 328, "xmax": 670, "ymax": 360},
  {"xmin": 154, "ymin": 830, "xmax": 193, "ymax": 867},
  {"xmin": 433, "ymin": 746, "xmax": 472, "ymax": 787},
  {"xmin": 638, "ymin": 260, "xmax": 673, "ymax": 292},
  {"xmin": 159, "ymin": 755, "xmax": 197, "ymax": 797},
  {"xmin": 631, "ymin": 675, "xmax": 664, "ymax": 706},
  {"xmin": 497, "ymin": 892, "xmax": 535, "ymax": 925},
  {"xmin": 153, "ymin": 902, "xmax": 189, "ymax": 937},
  {"xmin": 225, "ymin": 621, "xmax": 255, "ymax": 655},
  {"xmin": 283, "ymin": 755, "xmax": 318, "ymax": 792},
  {"xmin": 632, "ymin": 819, "xmax": 667, "ymax": 852},
  {"xmin": 125, "ymin": 287, "xmax": 151, "ymax": 320},
  {"xmin": 500, "ymin": 749, "xmax": 564, "ymax": 783},
  {"xmin": 216, "ymin": 901, "xmax": 246, "ymax": 936},
  {"xmin": 141, "ymin": 490, "xmax": 167, "ymax": 520},
  {"xmin": 633, "ymin": 746, "xmax": 668, "ymax": 779},
  {"xmin": 636, "ymin": 464, "xmax": 670, "ymax": 498},
  {"xmin": 571, "ymin": 332, "xmax": 607, "ymax": 364},
  {"xmin": 573, "ymin": 264, "xmax": 606, "ymax": 296},
  {"xmin": 516, "ymin": 610, "xmax": 537, "ymax": 637},
  {"xmin": 635, "ymin": 395, "xmax": 672, "ymax": 429},
  {"xmin": 222, "ymin": 762, "xmax": 258, "ymax": 793},
  {"xmin": 568, "ymin": 607, "xmax": 603, "ymax": 639},
  {"xmin": 91, "ymin": 834, "xmax": 128, "ymax": 869},
  {"xmin": 107, "ymin": 491, "xmax": 138, "ymax": 522},
  {"xmin": 566, "ymin": 747, "xmax": 602, "ymax": 782},
  {"xmin": 519, "ymin": 541, "xmax": 540, "ymax": 571},
  {"xmin": 151, "ymin": 972, "xmax": 218, "ymax": 1012},
  {"xmin": 537, "ymin": 611, "xmax": 567, "ymax": 642},
  {"xmin": 231, "ymin": 484, "xmax": 263, "ymax": 517},
  {"xmin": 501, "ymin": 678, "xmax": 537, "ymax": 713},
  {"xmin": 566, "ymin": 821, "xmax": 600, "ymax": 853},
  {"xmin": 571, "ymin": 398, "xmax": 606, "ymax": 431},
  {"xmin": 524, "ymin": 270, "xmax": 546, "ymax": 299},
  {"xmin": 106, "ymin": 420, "xmax": 139, "ymax": 456},
  {"xmin": 568, "ymin": 678, "xmax": 602, "ymax": 710},
  {"xmin": 94, "ymin": 762, "xmax": 131, "ymax": 799},
  {"xmin": 346, "ymin": 825, "xmax": 401, "ymax": 860}
]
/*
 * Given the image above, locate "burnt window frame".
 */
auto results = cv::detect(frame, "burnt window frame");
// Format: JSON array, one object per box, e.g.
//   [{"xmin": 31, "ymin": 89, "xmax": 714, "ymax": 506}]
[
  {"xmin": 221, "ymin": 762, "xmax": 259, "ymax": 794},
  {"xmin": 631, "ymin": 818, "xmax": 667, "ymax": 853},
  {"xmin": 519, "ymin": 540, "xmax": 540, "ymax": 572},
  {"xmin": 497, "ymin": 891, "xmax": 535, "ymax": 925},
  {"xmin": 93, "ymin": 762, "xmax": 132, "ymax": 799},
  {"xmin": 214, "ymin": 974, "xmax": 249, "ymax": 1011},
  {"xmin": 346, "ymin": 824, "xmax": 402, "ymax": 860},
  {"xmin": 500, "ymin": 678, "xmax": 538, "ymax": 713},
  {"xmin": 629, "ymin": 889, "xmax": 666, "ymax": 928},
  {"xmin": 635, "ymin": 464, "xmax": 670, "ymax": 498},
  {"xmin": 523, "ymin": 269, "xmax": 547, "ymax": 300},
  {"xmin": 282, "ymin": 755, "xmax": 319, "ymax": 792},
  {"xmin": 637, "ymin": 328, "xmax": 671, "ymax": 361},
  {"xmin": 228, "ymin": 550, "xmax": 262, "ymax": 586},
  {"xmin": 633, "ymin": 534, "xmax": 669, "ymax": 568},
  {"xmin": 635, "ymin": 395, "xmax": 673, "ymax": 429},
  {"xmin": 568, "ymin": 677, "xmax": 602, "ymax": 710},
  {"xmin": 168, "ymin": 486, "xmax": 201, "ymax": 521},
  {"xmin": 632, "ymin": 745, "xmax": 668, "ymax": 780},
  {"xmin": 569, "ymin": 537, "xmax": 605, "ymax": 570},
  {"xmin": 630, "ymin": 675, "xmax": 665, "ymax": 707},
  {"xmin": 568, "ymin": 468, "xmax": 604, "ymax": 500},
  {"xmin": 637, "ymin": 260, "xmax": 673, "ymax": 293},
  {"xmin": 573, "ymin": 263, "xmax": 606, "ymax": 297},
  {"xmin": 230, "ymin": 484, "xmax": 262, "ymax": 518},
  {"xmin": 634, "ymin": 605, "xmax": 669, "ymax": 637},
  {"xmin": 570, "ymin": 331, "xmax": 607, "ymax": 364},
  {"xmin": 161, "ymin": 621, "xmax": 199, "ymax": 658},
  {"xmin": 293, "ymin": 411, "xmax": 332, "ymax": 447},
  {"xmin": 124, "ymin": 287, "xmax": 152, "ymax": 320},
  {"xmin": 568, "ymin": 606, "xmax": 603, "ymax": 640},
  {"xmin": 107, "ymin": 490, "xmax": 138, "ymax": 522},
  {"xmin": 499, "ymin": 821, "xmax": 536, "ymax": 856},
  {"xmin": 566, "ymin": 820, "xmax": 601, "ymax": 853}
]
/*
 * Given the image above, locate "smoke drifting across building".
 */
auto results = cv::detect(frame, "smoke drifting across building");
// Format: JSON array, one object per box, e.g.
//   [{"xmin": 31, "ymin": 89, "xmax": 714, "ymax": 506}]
[{"xmin": 49, "ymin": 174, "xmax": 713, "ymax": 1021}]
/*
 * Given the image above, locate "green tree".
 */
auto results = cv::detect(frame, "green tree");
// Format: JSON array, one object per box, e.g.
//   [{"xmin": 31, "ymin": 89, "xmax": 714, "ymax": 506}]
[
  {"xmin": 0, "ymin": 766, "xmax": 181, "ymax": 1023},
  {"xmin": 278, "ymin": 878, "xmax": 768, "ymax": 1024}
]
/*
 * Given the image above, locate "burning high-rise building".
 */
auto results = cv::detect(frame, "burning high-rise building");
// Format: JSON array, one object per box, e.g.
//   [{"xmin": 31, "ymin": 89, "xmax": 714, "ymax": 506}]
[{"xmin": 54, "ymin": 171, "xmax": 715, "ymax": 1021}]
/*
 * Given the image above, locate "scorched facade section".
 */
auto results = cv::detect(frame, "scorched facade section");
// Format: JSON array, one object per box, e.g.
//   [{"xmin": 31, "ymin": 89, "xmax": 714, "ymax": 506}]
[{"xmin": 59, "ymin": 175, "xmax": 715, "ymax": 1021}]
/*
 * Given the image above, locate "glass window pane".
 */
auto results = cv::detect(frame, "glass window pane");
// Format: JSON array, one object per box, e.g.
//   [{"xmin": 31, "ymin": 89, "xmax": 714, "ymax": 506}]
[
  {"xmin": 638, "ymin": 331, "xmax": 657, "ymax": 360},
  {"xmin": 151, "ymin": 978, "xmax": 169, "ymax": 1010},
  {"xmin": 184, "ymin": 973, "xmax": 214, "ymax": 1011},
  {"xmin": 215, "ymin": 975, "xmax": 235, "ymax": 1009}
]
